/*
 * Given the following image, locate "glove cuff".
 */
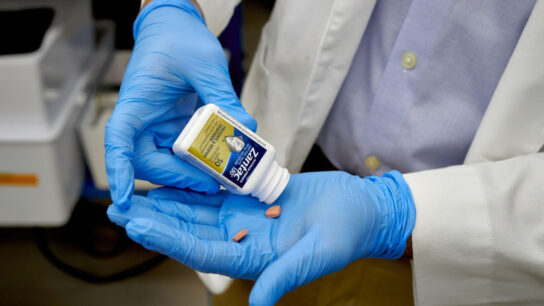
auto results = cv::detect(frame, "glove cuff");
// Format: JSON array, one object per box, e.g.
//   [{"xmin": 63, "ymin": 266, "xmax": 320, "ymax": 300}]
[
  {"xmin": 133, "ymin": 0, "xmax": 206, "ymax": 39},
  {"xmin": 366, "ymin": 170, "xmax": 416, "ymax": 259}
]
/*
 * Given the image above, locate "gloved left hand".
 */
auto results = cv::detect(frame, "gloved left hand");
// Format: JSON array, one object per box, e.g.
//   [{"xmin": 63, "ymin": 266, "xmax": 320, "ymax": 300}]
[
  {"xmin": 108, "ymin": 170, "xmax": 415, "ymax": 305},
  {"xmin": 105, "ymin": 0, "xmax": 257, "ymax": 209}
]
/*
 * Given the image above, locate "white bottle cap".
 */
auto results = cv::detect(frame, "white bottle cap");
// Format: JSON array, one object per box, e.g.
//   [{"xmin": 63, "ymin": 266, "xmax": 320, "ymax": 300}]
[{"xmin": 251, "ymin": 161, "xmax": 290, "ymax": 204}]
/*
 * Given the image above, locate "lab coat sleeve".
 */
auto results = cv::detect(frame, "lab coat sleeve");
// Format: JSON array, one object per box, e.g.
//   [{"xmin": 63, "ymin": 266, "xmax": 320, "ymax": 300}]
[
  {"xmin": 196, "ymin": 0, "xmax": 241, "ymax": 36},
  {"xmin": 404, "ymin": 153, "xmax": 544, "ymax": 305}
]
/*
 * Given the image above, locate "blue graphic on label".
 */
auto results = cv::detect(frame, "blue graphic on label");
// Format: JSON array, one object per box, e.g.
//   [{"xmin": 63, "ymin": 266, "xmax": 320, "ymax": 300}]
[{"xmin": 223, "ymin": 128, "xmax": 266, "ymax": 188}]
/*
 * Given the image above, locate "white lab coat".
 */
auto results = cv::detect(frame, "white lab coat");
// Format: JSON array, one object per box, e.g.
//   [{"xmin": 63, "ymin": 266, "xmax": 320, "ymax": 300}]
[{"xmin": 197, "ymin": 0, "xmax": 544, "ymax": 304}]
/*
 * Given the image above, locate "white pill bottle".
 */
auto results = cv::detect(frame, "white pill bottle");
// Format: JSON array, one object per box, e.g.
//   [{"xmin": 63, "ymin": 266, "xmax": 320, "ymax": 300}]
[{"xmin": 172, "ymin": 104, "xmax": 290, "ymax": 204}]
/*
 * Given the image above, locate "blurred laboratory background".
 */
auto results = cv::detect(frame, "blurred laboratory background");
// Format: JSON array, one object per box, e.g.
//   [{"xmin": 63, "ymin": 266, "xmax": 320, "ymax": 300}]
[{"xmin": 0, "ymin": 0, "xmax": 272, "ymax": 305}]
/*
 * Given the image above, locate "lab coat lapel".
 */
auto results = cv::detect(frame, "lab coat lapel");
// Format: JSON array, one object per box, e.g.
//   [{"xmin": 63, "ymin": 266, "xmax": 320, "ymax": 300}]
[
  {"xmin": 286, "ymin": 0, "xmax": 377, "ymax": 171},
  {"xmin": 465, "ymin": 0, "xmax": 544, "ymax": 164}
]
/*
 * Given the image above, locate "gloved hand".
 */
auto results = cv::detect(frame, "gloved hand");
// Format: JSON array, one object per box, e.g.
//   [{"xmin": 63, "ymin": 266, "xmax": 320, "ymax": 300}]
[
  {"xmin": 105, "ymin": 0, "xmax": 257, "ymax": 208},
  {"xmin": 108, "ymin": 170, "xmax": 416, "ymax": 305}
]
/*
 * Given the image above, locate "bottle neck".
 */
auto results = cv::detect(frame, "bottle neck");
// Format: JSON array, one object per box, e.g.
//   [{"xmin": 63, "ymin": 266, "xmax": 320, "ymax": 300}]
[{"xmin": 251, "ymin": 161, "xmax": 290, "ymax": 204}]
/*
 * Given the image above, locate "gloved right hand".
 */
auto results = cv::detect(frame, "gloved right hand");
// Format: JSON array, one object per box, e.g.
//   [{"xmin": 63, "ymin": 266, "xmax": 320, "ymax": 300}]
[
  {"xmin": 107, "ymin": 170, "xmax": 416, "ymax": 305},
  {"xmin": 105, "ymin": 0, "xmax": 257, "ymax": 209}
]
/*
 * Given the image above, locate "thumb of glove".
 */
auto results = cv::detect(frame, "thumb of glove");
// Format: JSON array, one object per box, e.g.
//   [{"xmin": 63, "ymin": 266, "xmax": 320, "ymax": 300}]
[
  {"xmin": 190, "ymin": 63, "xmax": 257, "ymax": 132},
  {"xmin": 249, "ymin": 230, "xmax": 322, "ymax": 306}
]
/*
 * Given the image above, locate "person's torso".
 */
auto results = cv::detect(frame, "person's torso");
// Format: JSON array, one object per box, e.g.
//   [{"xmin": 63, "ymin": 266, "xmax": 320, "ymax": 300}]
[{"xmin": 317, "ymin": 0, "xmax": 536, "ymax": 177}]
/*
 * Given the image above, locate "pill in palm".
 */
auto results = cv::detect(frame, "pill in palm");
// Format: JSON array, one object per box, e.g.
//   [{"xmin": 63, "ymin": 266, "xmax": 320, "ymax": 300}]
[
  {"xmin": 232, "ymin": 229, "xmax": 248, "ymax": 242},
  {"xmin": 265, "ymin": 205, "xmax": 281, "ymax": 218}
]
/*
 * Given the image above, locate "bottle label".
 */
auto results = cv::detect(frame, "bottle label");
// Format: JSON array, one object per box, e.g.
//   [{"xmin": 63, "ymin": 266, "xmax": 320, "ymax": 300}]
[{"xmin": 188, "ymin": 112, "xmax": 266, "ymax": 188}]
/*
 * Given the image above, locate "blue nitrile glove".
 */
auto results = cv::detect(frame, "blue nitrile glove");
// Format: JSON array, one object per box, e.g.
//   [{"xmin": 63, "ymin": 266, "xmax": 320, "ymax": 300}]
[
  {"xmin": 107, "ymin": 170, "xmax": 416, "ymax": 305},
  {"xmin": 105, "ymin": 0, "xmax": 257, "ymax": 208}
]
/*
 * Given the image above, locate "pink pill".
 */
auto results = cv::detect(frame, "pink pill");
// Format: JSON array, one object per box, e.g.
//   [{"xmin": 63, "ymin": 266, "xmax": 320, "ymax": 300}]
[
  {"xmin": 232, "ymin": 229, "xmax": 248, "ymax": 242},
  {"xmin": 265, "ymin": 205, "xmax": 281, "ymax": 218}
]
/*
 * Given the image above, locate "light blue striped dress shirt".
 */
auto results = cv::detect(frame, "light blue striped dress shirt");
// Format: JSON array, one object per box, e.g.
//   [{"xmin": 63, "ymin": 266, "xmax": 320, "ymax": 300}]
[{"xmin": 317, "ymin": 0, "xmax": 536, "ymax": 177}]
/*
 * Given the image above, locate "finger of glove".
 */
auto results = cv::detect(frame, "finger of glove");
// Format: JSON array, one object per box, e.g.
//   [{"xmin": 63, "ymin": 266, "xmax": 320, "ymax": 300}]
[
  {"xmin": 126, "ymin": 218, "xmax": 247, "ymax": 275},
  {"xmin": 148, "ymin": 187, "xmax": 228, "ymax": 207},
  {"xmin": 104, "ymin": 101, "xmax": 170, "ymax": 208},
  {"xmin": 249, "ymin": 229, "xmax": 323, "ymax": 306},
  {"xmin": 189, "ymin": 58, "xmax": 257, "ymax": 132},
  {"xmin": 108, "ymin": 197, "xmax": 224, "ymax": 241},
  {"xmin": 148, "ymin": 118, "xmax": 191, "ymax": 149},
  {"xmin": 144, "ymin": 99, "xmax": 198, "ymax": 149},
  {"xmin": 134, "ymin": 131, "xmax": 220, "ymax": 193},
  {"xmin": 104, "ymin": 116, "xmax": 135, "ymax": 208},
  {"xmin": 151, "ymin": 198, "xmax": 220, "ymax": 227}
]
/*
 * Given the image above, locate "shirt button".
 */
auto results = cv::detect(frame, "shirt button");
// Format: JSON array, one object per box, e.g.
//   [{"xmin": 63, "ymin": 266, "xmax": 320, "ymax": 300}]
[
  {"xmin": 365, "ymin": 155, "xmax": 380, "ymax": 171},
  {"xmin": 401, "ymin": 52, "xmax": 417, "ymax": 69}
]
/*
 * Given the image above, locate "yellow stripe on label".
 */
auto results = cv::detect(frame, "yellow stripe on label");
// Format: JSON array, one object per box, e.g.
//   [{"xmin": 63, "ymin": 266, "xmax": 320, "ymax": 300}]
[
  {"xmin": 188, "ymin": 113, "xmax": 234, "ymax": 173},
  {"xmin": 0, "ymin": 173, "xmax": 39, "ymax": 186}
]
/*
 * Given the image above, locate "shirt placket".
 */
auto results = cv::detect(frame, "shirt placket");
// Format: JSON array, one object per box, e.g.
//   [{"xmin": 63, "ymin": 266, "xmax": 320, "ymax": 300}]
[{"xmin": 359, "ymin": 0, "xmax": 454, "ymax": 175}]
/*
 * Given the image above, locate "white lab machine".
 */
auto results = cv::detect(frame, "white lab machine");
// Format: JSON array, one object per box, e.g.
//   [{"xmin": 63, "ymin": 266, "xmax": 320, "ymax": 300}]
[
  {"xmin": 0, "ymin": 0, "xmax": 114, "ymax": 226},
  {"xmin": 0, "ymin": 0, "xmax": 233, "ymax": 294}
]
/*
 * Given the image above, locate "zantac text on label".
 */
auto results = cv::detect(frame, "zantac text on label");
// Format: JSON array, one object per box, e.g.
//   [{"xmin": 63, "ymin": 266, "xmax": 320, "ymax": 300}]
[{"xmin": 188, "ymin": 113, "xmax": 266, "ymax": 188}]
